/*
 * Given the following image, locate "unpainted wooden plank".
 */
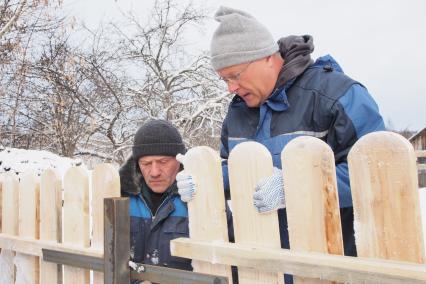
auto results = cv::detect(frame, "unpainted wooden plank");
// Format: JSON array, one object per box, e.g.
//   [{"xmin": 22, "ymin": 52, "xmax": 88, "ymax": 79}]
[
  {"xmin": 181, "ymin": 146, "xmax": 232, "ymax": 281},
  {"xmin": 63, "ymin": 166, "xmax": 90, "ymax": 284},
  {"xmin": 0, "ymin": 173, "xmax": 19, "ymax": 284},
  {"xmin": 228, "ymin": 141, "xmax": 283, "ymax": 284},
  {"xmin": 282, "ymin": 136, "xmax": 343, "ymax": 284},
  {"xmin": 39, "ymin": 169, "xmax": 62, "ymax": 284},
  {"xmin": 348, "ymin": 131, "xmax": 425, "ymax": 262},
  {"xmin": 0, "ymin": 233, "xmax": 102, "ymax": 258},
  {"xmin": 17, "ymin": 171, "xmax": 39, "ymax": 284},
  {"xmin": 171, "ymin": 238, "xmax": 426, "ymax": 284},
  {"xmin": 91, "ymin": 163, "xmax": 120, "ymax": 284}
]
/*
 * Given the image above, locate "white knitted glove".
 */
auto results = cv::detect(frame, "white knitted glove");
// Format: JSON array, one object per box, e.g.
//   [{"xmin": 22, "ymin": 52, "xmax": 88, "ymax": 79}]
[
  {"xmin": 253, "ymin": 167, "xmax": 286, "ymax": 213},
  {"xmin": 176, "ymin": 170, "xmax": 196, "ymax": 202}
]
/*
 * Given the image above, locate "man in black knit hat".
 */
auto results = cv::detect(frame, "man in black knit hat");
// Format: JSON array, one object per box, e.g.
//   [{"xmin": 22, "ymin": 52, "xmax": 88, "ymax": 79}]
[{"xmin": 119, "ymin": 119, "xmax": 192, "ymax": 271}]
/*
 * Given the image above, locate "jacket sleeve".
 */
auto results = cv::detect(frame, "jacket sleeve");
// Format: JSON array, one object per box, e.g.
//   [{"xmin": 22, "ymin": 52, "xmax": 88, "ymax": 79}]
[{"xmin": 327, "ymin": 83, "xmax": 385, "ymax": 207}]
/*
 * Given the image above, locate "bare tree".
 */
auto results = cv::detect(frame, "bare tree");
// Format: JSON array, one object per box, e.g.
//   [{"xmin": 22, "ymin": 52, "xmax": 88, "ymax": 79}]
[
  {"xmin": 111, "ymin": 0, "xmax": 230, "ymax": 151},
  {"xmin": 0, "ymin": 0, "xmax": 63, "ymax": 148},
  {"xmin": 0, "ymin": 0, "xmax": 231, "ymax": 165}
]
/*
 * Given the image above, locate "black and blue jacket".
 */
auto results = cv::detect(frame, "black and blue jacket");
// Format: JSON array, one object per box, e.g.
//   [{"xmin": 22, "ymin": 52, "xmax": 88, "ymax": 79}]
[
  {"xmin": 119, "ymin": 157, "xmax": 192, "ymax": 271},
  {"xmin": 220, "ymin": 36, "xmax": 385, "ymax": 255}
]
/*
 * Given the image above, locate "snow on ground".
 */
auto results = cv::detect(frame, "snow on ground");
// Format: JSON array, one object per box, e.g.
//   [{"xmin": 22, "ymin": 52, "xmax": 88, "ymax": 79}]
[{"xmin": 0, "ymin": 147, "xmax": 85, "ymax": 179}]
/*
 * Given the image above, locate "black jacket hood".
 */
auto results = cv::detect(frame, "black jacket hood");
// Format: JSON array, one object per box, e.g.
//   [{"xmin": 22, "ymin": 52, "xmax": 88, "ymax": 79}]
[{"xmin": 119, "ymin": 156, "xmax": 144, "ymax": 196}]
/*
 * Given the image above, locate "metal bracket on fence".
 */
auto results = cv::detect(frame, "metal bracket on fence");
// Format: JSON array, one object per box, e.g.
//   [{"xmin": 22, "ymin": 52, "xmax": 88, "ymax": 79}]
[{"xmin": 129, "ymin": 261, "xmax": 228, "ymax": 284}]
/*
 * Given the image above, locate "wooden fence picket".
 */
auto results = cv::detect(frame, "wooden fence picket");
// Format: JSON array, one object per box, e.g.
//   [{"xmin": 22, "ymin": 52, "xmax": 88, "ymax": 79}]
[
  {"xmin": 91, "ymin": 163, "xmax": 120, "ymax": 284},
  {"xmin": 16, "ymin": 171, "xmax": 39, "ymax": 284},
  {"xmin": 40, "ymin": 169, "xmax": 62, "ymax": 284},
  {"xmin": 228, "ymin": 141, "xmax": 283, "ymax": 284},
  {"xmin": 180, "ymin": 146, "xmax": 232, "ymax": 281},
  {"xmin": 0, "ymin": 173, "xmax": 19, "ymax": 284},
  {"xmin": 348, "ymin": 131, "xmax": 425, "ymax": 262},
  {"xmin": 63, "ymin": 167, "xmax": 90, "ymax": 284},
  {"xmin": 282, "ymin": 136, "xmax": 343, "ymax": 284}
]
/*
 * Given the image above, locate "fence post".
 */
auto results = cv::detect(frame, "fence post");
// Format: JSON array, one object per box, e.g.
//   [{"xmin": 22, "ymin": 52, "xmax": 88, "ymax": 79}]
[
  {"xmin": 348, "ymin": 131, "xmax": 425, "ymax": 262},
  {"xmin": 104, "ymin": 197, "xmax": 130, "ymax": 284},
  {"xmin": 282, "ymin": 136, "xmax": 343, "ymax": 284},
  {"xmin": 180, "ymin": 146, "xmax": 232, "ymax": 281},
  {"xmin": 228, "ymin": 141, "xmax": 283, "ymax": 284}
]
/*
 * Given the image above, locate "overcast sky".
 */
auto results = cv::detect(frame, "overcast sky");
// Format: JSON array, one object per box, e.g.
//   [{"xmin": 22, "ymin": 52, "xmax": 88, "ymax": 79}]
[{"xmin": 64, "ymin": 0, "xmax": 426, "ymax": 132}]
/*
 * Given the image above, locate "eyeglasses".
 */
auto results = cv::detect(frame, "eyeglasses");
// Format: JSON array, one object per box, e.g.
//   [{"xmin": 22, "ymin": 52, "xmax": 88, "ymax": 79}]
[{"xmin": 219, "ymin": 61, "xmax": 252, "ymax": 84}]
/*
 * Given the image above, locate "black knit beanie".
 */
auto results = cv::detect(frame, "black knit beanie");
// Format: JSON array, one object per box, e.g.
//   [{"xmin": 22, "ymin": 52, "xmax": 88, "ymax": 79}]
[{"xmin": 132, "ymin": 119, "xmax": 186, "ymax": 161}]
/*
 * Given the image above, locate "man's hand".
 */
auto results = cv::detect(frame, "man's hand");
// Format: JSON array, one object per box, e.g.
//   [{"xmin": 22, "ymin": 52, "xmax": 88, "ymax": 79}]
[
  {"xmin": 176, "ymin": 170, "xmax": 196, "ymax": 202},
  {"xmin": 253, "ymin": 167, "xmax": 285, "ymax": 213}
]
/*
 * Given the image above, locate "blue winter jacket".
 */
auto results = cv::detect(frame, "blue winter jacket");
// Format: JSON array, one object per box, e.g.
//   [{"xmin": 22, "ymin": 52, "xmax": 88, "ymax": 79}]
[{"xmin": 221, "ymin": 55, "xmax": 385, "ymax": 208}]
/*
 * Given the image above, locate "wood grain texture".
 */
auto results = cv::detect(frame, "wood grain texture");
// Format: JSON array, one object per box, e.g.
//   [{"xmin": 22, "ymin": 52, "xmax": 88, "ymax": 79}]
[
  {"xmin": 91, "ymin": 163, "xmax": 120, "ymax": 284},
  {"xmin": 282, "ymin": 136, "xmax": 343, "ymax": 284},
  {"xmin": 181, "ymin": 146, "xmax": 232, "ymax": 281},
  {"xmin": 0, "ymin": 173, "xmax": 19, "ymax": 284},
  {"xmin": 39, "ymin": 169, "xmax": 62, "ymax": 284},
  {"xmin": 17, "ymin": 171, "xmax": 39, "ymax": 284},
  {"xmin": 171, "ymin": 238, "xmax": 426, "ymax": 284},
  {"xmin": 63, "ymin": 166, "xmax": 90, "ymax": 284},
  {"xmin": 228, "ymin": 141, "xmax": 283, "ymax": 284},
  {"xmin": 348, "ymin": 131, "xmax": 425, "ymax": 263}
]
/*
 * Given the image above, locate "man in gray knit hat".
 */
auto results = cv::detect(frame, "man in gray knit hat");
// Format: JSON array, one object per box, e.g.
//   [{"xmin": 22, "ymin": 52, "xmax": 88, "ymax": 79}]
[{"xmin": 178, "ymin": 5, "xmax": 385, "ymax": 281}]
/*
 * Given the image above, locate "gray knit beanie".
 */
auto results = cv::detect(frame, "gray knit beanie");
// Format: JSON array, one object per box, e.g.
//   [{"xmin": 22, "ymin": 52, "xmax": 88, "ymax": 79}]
[
  {"xmin": 210, "ymin": 6, "xmax": 279, "ymax": 70},
  {"xmin": 132, "ymin": 119, "xmax": 186, "ymax": 160}
]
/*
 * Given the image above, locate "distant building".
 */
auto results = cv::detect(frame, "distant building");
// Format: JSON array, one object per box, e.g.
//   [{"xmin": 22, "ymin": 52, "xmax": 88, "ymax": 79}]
[
  {"xmin": 409, "ymin": 127, "xmax": 426, "ymax": 150},
  {"xmin": 409, "ymin": 127, "xmax": 426, "ymax": 188}
]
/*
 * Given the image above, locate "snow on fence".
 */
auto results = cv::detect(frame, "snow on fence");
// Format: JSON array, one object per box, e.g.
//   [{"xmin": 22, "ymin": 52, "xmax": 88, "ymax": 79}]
[
  {"xmin": 171, "ymin": 131, "xmax": 426, "ymax": 284},
  {"xmin": 0, "ymin": 164, "xmax": 120, "ymax": 284},
  {"xmin": 0, "ymin": 131, "xmax": 426, "ymax": 284}
]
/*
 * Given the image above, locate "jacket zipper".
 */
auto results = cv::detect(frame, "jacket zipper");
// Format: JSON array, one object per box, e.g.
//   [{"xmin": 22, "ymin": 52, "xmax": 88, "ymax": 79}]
[{"xmin": 138, "ymin": 194, "xmax": 171, "ymax": 219}]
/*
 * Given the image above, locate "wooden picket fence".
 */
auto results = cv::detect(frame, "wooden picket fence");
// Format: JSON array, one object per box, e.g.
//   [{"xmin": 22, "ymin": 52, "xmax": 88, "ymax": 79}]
[
  {"xmin": 171, "ymin": 131, "xmax": 426, "ymax": 284},
  {"xmin": 0, "ymin": 130, "xmax": 425, "ymax": 283},
  {"xmin": 0, "ymin": 164, "xmax": 121, "ymax": 284}
]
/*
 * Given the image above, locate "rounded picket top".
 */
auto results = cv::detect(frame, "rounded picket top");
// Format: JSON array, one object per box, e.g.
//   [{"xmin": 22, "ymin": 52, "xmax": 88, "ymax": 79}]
[
  {"xmin": 92, "ymin": 163, "xmax": 120, "ymax": 246},
  {"xmin": 348, "ymin": 131, "xmax": 424, "ymax": 263},
  {"xmin": 40, "ymin": 168, "xmax": 61, "ymax": 284},
  {"xmin": 2, "ymin": 172, "xmax": 19, "ymax": 235},
  {"xmin": 63, "ymin": 166, "xmax": 90, "ymax": 283},
  {"xmin": 91, "ymin": 163, "xmax": 120, "ymax": 283},
  {"xmin": 18, "ymin": 170, "xmax": 39, "ymax": 238},
  {"xmin": 92, "ymin": 163, "xmax": 120, "ymax": 197},
  {"xmin": 180, "ymin": 146, "xmax": 231, "ymax": 280},
  {"xmin": 228, "ymin": 141, "xmax": 274, "ymax": 183},
  {"xmin": 228, "ymin": 141, "xmax": 283, "ymax": 284},
  {"xmin": 63, "ymin": 166, "xmax": 89, "ymax": 245},
  {"xmin": 281, "ymin": 136, "xmax": 343, "ymax": 256},
  {"xmin": 40, "ymin": 168, "xmax": 61, "ymax": 241}
]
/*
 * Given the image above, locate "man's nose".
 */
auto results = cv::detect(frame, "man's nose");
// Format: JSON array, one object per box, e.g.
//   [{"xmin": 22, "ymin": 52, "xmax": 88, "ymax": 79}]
[
  {"xmin": 150, "ymin": 163, "xmax": 161, "ymax": 176},
  {"xmin": 227, "ymin": 81, "xmax": 239, "ymax": 93}
]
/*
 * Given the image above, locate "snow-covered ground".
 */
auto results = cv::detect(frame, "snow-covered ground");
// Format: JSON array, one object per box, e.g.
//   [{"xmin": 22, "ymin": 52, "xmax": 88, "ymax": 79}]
[{"xmin": 0, "ymin": 147, "xmax": 84, "ymax": 179}]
